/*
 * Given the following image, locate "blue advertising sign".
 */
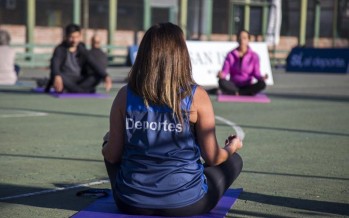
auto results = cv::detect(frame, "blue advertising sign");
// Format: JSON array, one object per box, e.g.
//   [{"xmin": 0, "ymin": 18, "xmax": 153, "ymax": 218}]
[{"xmin": 286, "ymin": 47, "xmax": 349, "ymax": 73}]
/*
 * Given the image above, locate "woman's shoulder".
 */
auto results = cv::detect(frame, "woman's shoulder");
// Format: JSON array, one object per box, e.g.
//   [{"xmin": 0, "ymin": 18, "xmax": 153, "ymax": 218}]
[
  {"xmin": 193, "ymin": 85, "xmax": 207, "ymax": 96},
  {"xmin": 112, "ymin": 85, "xmax": 128, "ymax": 109},
  {"xmin": 0, "ymin": 46, "xmax": 15, "ymax": 56},
  {"xmin": 53, "ymin": 43, "xmax": 68, "ymax": 55},
  {"xmin": 248, "ymin": 47, "xmax": 259, "ymax": 57},
  {"xmin": 116, "ymin": 85, "xmax": 128, "ymax": 100},
  {"xmin": 230, "ymin": 48, "xmax": 240, "ymax": 55},
  {"xmin": 225, "ymin": 48, "xmax": 239, "ymax": 60},
  {"xmin": 192, "ymin": 86, "xmax": 211, "ymax": 108}
]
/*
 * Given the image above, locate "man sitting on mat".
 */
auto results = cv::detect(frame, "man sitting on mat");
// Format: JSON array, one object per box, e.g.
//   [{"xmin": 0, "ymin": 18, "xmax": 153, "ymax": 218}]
[
  {"xmin": 217, "ymin": 29, "xmax": 267, "ymax": 96},
  {"xmin": 87, "ymin": 34, "xmax": 108, "ymax": 77},
  {"xmin": 45, "ymin": 24, "xmax": 112, "ymax": 93}
]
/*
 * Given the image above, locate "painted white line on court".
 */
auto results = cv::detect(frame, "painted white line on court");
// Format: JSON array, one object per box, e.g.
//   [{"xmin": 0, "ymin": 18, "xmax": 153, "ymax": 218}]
[
  {"xmin": 215, "ymin": 115, "xmax": 245, "ymax": 140},
  {"xmin": 0, "ymin": 110, "xmax": 48, "ymax": 118},
  {"xmin": 0, "ymin": 117, "xmax": 242, "ymax": 201},
  {"xmin": 0, "ymin": 179, "xmax": 110, "ymax": 201}
]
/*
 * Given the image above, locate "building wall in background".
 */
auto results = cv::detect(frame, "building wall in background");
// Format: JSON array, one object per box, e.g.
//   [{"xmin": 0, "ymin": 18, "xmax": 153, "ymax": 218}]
[{"xmin": 0, "ymin": 0, "xmax": 348, "ymax": 52}]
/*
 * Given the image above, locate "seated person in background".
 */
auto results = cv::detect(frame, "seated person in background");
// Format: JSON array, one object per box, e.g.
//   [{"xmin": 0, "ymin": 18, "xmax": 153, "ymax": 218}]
[
  {"xmin": 218, "ymin": 30, "xmax": 267, "ymax": 96},
  {"xmin": 46, "ymin": 24, "xmax": 112, "ymax": 93},
  {"xmin": 102, "ymin": 23, "xmax": 243, "ymax": 216},
  {"xmin": 86, "ymin": 34, "xmax": 108, "ymax": 75},
  {"xmin": 0, "ymin": 30, "xmax": 18, "ymax": 85}
]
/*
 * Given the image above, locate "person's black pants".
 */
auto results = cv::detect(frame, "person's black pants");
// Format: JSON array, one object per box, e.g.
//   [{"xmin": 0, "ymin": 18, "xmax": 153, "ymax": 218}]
[
  {"xmin": 60, "ymin": 74, "xmax": 102, "ymax": 93},
  {"xmin": 45, "ymin": 74, "xmax": 102, "ymax": 93},
  {"xmin": 219, "ymin": 79, "xmax": 266, "ymax": 96},
  {"xmin": 104, "ymin": 153, "xmax": 243, "ymax": 216}
]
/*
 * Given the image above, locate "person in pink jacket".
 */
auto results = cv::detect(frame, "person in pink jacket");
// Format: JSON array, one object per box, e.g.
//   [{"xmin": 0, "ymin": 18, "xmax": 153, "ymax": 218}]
[{"xmin": 217, "ymin": 30, "xmax": 268, "ymax": 96}]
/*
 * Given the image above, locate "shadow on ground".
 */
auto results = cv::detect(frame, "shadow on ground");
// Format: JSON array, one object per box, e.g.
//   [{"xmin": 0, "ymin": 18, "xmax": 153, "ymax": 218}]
[
  {"xmin": 236, "ymin": 191, "xmax": 349, "ymax": 216},
  {"xmin": 0, "ymin": 183, "xmax": 106, "ymax": 211}
]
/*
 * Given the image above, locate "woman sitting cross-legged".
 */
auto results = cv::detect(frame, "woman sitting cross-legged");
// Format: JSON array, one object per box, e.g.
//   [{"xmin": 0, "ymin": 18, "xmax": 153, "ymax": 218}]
[
  {"xmin": 102, "ymin": 22, "xmax": 243, "ymax": 217},
  {"xmin": 218, "ymin": 29, "xmax": 268, "ymax": 96}
]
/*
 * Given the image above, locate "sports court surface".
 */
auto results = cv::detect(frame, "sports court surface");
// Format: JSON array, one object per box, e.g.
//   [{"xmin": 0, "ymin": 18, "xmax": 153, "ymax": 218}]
[{"xmin": 0, "ymin": 67, "xmax": 348, "ymax": 217}]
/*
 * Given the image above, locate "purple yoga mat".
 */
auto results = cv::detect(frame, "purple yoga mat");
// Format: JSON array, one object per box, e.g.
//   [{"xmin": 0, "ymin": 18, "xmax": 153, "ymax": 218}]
[
  {"xmin": 51, "ymin": 93, "xmax": 110, "ymax": 99},
  {"xmin": 32, "ymin": 87, "xmax": 50, "ymax": 93},
  {"xmin": 72, "ymin": 188, "xmax": 243, "ymax": 218},
  {"xmin": 32, "ymin": 87, "xmax": 110, "ymax": 99},
  {"xmin": 217, "ymin": 94, "xmax": 270, "ymax": 103}
]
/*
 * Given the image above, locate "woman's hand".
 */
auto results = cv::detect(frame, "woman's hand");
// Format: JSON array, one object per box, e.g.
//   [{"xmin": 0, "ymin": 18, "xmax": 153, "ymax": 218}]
[
  {"xmin": 217, "ymin": 71, "xmax": 225, "ymax": 79},
  {"xmin": 104, "ymin": 76, "xmax": 112, "ymax": 93},
  {"xmin": 53, "ymin": 75, "xmax": 63, "ymax": 92},
  {"xmin": 224, "ymin": 135, "xmax": 243, "ymax": 155},
  {"xmin": 102, "ymin": 131, "xmax": 109, "ymax": 147},
  {"xmin": 263, "ymin": 74, "xmax": 269, "ymax": 81}
]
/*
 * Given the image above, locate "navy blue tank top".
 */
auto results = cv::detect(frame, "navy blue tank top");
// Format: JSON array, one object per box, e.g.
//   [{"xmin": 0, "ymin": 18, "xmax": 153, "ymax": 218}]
[{"xmin": 115, "ymin": 85, "xmax": 207, "ymax": 208}]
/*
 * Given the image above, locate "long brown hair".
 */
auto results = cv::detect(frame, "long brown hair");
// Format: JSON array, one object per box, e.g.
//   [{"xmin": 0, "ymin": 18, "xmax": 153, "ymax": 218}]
[{"xmin": 128, "ymin": 22, "xmax": 195, "ymax": 124}]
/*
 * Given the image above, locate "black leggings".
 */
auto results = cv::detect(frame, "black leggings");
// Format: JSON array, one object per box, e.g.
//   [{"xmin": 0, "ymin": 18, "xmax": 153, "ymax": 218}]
[
  {"xmin": 104, "ymin": 153, "xmax": 243, "ymax": 217},
  {"xmin": 219, "ymin": 79, "xmax": 266, "ymax": 96},
  {"xmin": 61, "ymin": 74, "xmax": 102, "ymax": 93},
  {"xmin": 45, "ymin": 74, "xmax": 102, "ymax": 93}
]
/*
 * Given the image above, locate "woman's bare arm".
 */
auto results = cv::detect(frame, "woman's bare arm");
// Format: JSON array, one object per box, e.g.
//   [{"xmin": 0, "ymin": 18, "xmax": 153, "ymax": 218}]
[
  {"xmin": 102, "ymin": 86, "xmax": 127, "ymax": 163},
  {"xmin": 193, "ymin": 86, "xmax": 242, "ymax": 166}
]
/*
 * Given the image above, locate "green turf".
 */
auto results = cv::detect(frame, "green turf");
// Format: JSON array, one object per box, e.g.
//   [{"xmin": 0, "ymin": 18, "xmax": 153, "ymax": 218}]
[{"xmin": 0, "ymin": 68, "xmax": 348, "ymax": 217}]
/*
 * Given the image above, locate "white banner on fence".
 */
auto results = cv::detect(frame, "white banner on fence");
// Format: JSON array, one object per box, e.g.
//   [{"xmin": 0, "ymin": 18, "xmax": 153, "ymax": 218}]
[{"xmin": 186, "ymin": 41, "xmax": 274, "ymax": 87}]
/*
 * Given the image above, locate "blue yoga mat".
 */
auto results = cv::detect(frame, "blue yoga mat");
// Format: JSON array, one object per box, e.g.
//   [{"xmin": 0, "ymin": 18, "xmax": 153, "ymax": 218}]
[{"xmin": 72, "ymin": 188, "xmax": 242, "ymax": 218}]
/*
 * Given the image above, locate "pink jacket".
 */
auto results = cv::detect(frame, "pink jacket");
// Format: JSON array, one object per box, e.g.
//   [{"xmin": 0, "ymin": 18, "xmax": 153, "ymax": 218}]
[{"xmin": 221, "ymin": 47, "xmax": 262, "ymax": 87}]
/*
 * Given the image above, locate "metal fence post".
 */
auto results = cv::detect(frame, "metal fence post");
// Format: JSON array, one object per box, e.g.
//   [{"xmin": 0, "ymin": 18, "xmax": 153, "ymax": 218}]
[
  {"xmin": 262, "ymin": 1, "xmax": 269, "ymax": 41},
  {"xmin": 314, "ymin": 0, "xmax": 321, "ymax": 47},
  {"xmin": 143, "ymin": 0, "xmax": 151, "ymax": 30},
  {"xmin": 244, "ymin": 0, "xmax": 250, "ymax": 31},
  {"xmin": 73, "ymin": 0, "xmax": 81, "ymax": 25},
  {"xmin": 299, "ymin": 0, "xmax": 308, "ymax": 46},
  {"xmin": 26, "ymin": 0, "xmax": 35, "ymax": 62},
  {"xmin": 332, "ymin": 0, "xmax": 338, "ymax": 47},
  {"xmin": 108, "ymin": 0, "xmax": 117, "ymax": 54},
  {"xmin": 180, "ymin": 0, "xmax": 188, "ymax": 39}
]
